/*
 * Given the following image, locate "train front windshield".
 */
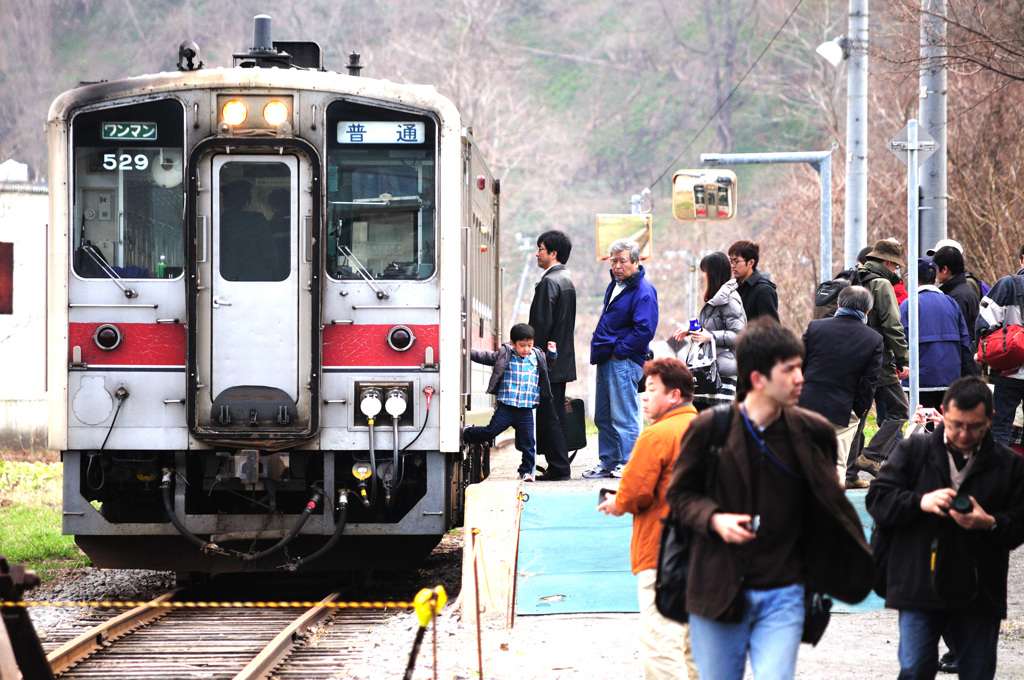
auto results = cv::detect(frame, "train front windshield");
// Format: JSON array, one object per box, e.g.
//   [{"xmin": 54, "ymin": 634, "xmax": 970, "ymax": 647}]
[
  {"xmin": 70, "ymin": 99, "xmax": 185, "ymax": 280},
  {"xmin": 325, "ymin": 102, "xmax": 437, "ymax": 280}
]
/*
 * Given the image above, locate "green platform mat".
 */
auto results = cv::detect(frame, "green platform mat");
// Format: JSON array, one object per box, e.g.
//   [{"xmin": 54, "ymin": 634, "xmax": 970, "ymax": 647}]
[
  {"xmin": 516, "ymin": 488, "xmax": 636, "ymax": 615},
  {"xmin": 515, "ymin": 487, "xmax": 885, "ymax": 616}
]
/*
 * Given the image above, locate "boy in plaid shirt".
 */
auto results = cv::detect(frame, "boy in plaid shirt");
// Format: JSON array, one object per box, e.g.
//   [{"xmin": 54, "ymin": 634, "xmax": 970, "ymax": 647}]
[{"xmin": 463, "ymin": 323, "xmax": 553, "ymax": 482}]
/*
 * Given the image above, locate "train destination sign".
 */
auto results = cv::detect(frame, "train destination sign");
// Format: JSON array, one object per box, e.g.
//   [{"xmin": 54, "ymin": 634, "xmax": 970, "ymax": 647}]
[
  {"xmin": 101, "ymin": 122, "xmax": 157, "ymax": 140},
  {"xmin": 337, "ymin": 121, "xmax": 425, "ymax": 144}
]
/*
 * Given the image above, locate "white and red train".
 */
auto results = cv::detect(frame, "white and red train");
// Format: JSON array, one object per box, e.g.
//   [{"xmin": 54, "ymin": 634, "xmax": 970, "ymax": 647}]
[{"xmin": 46, "ymin": 16, "xmax": 500, "ymax": 577}]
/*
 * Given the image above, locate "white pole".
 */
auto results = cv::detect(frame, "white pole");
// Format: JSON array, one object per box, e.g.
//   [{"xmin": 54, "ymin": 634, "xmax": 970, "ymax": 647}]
[
  {"xmin": 919, "ymin": 0, "xmax": 947, "ymax": 250},
  {"xmin": 907, "ymin": 120, "xmax": 920, "ymax": 414},
  {"xmin": 845, "ymin": 0, "xmax": 870, "ymax": 269}
]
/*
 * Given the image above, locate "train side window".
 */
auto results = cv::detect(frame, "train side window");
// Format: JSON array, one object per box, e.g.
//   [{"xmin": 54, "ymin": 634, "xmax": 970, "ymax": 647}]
[{"xmin": 70, "ymin": 99, "xmax": 185, "ymax": 279}]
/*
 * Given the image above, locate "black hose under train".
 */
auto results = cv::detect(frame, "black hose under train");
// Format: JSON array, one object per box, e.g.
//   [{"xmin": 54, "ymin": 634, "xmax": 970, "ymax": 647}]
[
  {"xmin": 286, "ymin": 500, "xmax": 348, "ymax": 571},
  {"xmin": 161, "ymin": 470, "xmax": 219, "ymax": 553},
  {"xmin": 242, "ymin": 491, "xmax": 321, "ymax": 562}
]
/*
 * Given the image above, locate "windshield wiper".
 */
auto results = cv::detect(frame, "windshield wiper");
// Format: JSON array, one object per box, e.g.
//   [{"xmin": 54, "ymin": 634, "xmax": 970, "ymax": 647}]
[
  {"xmin": 339, "ymin": 245, "xmax": 389, "ymax": 300},
  {"xmin": 81, "ymin": 243, "xmax": 138, "ymax": 298}
]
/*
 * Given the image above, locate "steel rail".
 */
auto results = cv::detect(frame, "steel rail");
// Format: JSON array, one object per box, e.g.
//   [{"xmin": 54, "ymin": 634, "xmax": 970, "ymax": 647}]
[
  {"xmin": 231, "ymin": 590, "xmax": 342, "ymax": 680},
  {"xmin": 46, "ymin": 589, "xmax": 182, "ymax": 675}
]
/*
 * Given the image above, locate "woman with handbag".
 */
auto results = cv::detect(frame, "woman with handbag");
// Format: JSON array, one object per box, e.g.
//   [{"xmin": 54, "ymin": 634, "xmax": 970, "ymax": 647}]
[{"xmin": 673, "ymin": 251, "xmax": 747, "ymax": 411}]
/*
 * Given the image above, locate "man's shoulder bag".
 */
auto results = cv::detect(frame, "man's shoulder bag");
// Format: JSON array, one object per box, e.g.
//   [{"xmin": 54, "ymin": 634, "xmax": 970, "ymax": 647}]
[
  {"xmin": 654, "ymin": 403, "xmax": 731, "ymax": 623},
  {"xmin": 978, "ymin": 275, "xmax": 1024, "ymax": 374}
]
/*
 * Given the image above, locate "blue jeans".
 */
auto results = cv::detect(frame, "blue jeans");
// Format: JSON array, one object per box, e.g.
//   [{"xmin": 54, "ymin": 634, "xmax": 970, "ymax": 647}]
[
  {"xmin": 594, "ymin": 358, "xmax": 642, "ymax": 471},
  {"xmin": 898, "ymin": 609, "xmax": 999, "ymax": 680},
  {"xmin": 689, "ymin": 583, "xmax": 805, "ymax": 680},
  {"xmin": 991, "ymin": 375, "xmax": 1024, "ymax": 445},
  {"xmin": 463, "ymin": 402, "xmax": 536, "ymax": 475}
]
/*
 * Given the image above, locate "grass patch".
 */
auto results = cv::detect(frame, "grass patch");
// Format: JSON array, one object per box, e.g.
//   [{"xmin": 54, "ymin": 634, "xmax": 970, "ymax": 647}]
[{"xmin": 0, "ymin": 461, "xmax": 89, "ymax": 578}]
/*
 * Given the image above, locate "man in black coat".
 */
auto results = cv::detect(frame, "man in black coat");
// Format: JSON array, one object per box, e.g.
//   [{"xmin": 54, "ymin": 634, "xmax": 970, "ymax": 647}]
[
  {"xmin": 528, "ymin": 230, "xmax": 577, "ymax": 480},
  {"xmin": 932, "ymin": 245, "xmax": 981, "ymax": 349},
  {"xmin": 799, "ymin": 285, "xmax": 884, "ymax": 489},
  {"xmin": 866, "ymin": 377, "xmax": 1024, "ymax": 680},
  {"xmin": 728, "ymin": 239, "xmax": 779, "ymax": 322}
]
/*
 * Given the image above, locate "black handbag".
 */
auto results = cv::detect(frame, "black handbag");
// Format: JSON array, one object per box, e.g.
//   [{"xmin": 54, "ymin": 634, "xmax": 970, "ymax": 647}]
[
  {"xmin": 654, "ymin": 404, "xmax": 732, "ymax": 622},
  {"xmin": 683, "ymin": 336, "xmax": 721, "ymax": 394}
]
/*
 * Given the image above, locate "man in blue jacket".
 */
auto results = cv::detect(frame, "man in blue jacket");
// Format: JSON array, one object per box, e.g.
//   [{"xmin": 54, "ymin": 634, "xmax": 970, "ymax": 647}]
[
  {"xmin": 585, "ymin": 238, "xmax": 658, "ymax": 479},
  {"xmin": 900, "ymin": 257, "xmax": 974, "ymax": 409}
]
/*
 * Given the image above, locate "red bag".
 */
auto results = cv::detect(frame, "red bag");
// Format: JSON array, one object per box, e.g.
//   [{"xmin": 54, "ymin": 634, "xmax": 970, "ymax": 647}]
[{"xmin": 977, "ymin": 324, "xmax": 1024, "ymax": 373}]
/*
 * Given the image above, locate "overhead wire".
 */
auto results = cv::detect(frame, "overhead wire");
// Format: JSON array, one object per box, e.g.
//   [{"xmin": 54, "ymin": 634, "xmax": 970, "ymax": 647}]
[{"xmin": 646, "ymin": 0, "xmax": 808, "ymax": 192}]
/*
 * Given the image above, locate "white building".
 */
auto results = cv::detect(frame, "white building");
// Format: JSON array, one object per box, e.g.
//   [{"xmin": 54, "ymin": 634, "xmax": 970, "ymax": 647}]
[{"xmin": 0, "ymin": 175, "xmax": 48, "ymax": 448}]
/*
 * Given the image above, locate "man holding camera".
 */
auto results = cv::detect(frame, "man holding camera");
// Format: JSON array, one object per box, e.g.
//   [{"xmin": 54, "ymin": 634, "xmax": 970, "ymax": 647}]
[{"xmin": 867, "ymin": 376, "xmax": 1024, "ymax": 680}]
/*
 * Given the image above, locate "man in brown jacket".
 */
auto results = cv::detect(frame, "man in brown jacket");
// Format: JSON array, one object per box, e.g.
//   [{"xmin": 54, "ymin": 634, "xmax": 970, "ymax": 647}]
[
  {"xmin": 667, "ymin": 318, "xmax": 874, "ymax": 680},
  {"xmin": 598, "ymin": 357, "xmax": 699, "ymax": 679}
]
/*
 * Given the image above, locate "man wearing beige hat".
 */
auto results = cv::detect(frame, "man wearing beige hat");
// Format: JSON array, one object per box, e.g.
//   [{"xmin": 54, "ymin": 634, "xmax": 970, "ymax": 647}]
[{"xmin": 853, "ymin": 240, "xmax": 910, "ymax": 474}]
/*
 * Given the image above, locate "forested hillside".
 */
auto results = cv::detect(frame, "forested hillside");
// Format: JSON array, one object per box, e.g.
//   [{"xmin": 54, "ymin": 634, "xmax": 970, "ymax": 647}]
[{"xmin": 3, "ymin": 0, "xmax": 1022, "ymax": 346}]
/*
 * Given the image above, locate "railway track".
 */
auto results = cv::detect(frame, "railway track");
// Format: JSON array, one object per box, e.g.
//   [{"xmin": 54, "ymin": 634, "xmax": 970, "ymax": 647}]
[{"xmin": 46, "ymin": 591, "xmax": 406, "ymax": 679}]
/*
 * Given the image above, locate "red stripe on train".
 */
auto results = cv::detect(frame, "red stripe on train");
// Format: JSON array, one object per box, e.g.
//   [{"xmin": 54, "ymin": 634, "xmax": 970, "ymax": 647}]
[
  {"xmin": 70, "ymin": 323, "xmax": 444, "ymax": 368},
  {"xmin": 323, "ymin": 324, "xmax": 439, "ymax": 366},
  {"xmin": 69, "ymin": 323, "xmax": 186, "ymax": 366}
]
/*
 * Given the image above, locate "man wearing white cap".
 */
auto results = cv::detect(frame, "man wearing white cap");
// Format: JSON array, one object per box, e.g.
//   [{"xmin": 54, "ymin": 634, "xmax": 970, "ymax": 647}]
[{"xmin": 927, "ymin": 238, "xmax": 986, "ymax": 300}]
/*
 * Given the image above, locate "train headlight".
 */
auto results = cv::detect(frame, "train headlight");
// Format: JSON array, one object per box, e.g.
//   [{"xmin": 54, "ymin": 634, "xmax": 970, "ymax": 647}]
[
  {"xmin": 93, "ymin": 324, "xmax": 123, "ymax": 351},
  {"xmin": 222, "ymin": 100, "xmax": 248, "ymax": 126},
  {"xmin": 387, "ymin": 325, "xmax": 415, "ymax": 352},
  {"xmin": 263, "ymin": 100, "xmax": 289, "ymax": 127},
  {"xmin": 385, "ymin": 388, "xmax": 408, "ymax": 417},
  {"xmin": 359, "ymin": 387, "xmax": 383, "ymax": 418}
]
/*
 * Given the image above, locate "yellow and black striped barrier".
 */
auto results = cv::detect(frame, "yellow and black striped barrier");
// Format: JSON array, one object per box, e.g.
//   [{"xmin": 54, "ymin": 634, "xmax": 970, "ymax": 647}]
[{"xmin": 2, "ymin": 599, "xmax": 413, "ymax": 609}]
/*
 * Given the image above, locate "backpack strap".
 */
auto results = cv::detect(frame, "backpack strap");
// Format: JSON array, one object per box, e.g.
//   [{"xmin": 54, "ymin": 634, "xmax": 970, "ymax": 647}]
[{"xmin": 703, "ymin": 404, "xmax": 733, "ymax": 489}]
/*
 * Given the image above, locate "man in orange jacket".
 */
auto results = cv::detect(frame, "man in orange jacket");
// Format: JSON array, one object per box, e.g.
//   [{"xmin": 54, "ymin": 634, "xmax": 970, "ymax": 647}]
[{"xmin": 598, "ymin": 357, "xmax": 699, "ymax": 679}]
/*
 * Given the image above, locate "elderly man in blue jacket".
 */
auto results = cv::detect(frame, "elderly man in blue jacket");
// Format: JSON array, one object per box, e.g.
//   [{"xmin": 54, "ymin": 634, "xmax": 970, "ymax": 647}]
[{"xmin": 585, "ymin": 238, "xmax": 659, "ymax": 479}]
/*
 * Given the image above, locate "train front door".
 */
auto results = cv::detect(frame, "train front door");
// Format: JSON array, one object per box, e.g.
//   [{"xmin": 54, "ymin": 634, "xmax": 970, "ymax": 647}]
[{"xmin": 211, "ymin": 155, "xmax": 299, "ymax": 403}]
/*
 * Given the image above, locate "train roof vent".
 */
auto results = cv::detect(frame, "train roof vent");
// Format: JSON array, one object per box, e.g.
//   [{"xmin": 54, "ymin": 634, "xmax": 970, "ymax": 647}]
[{"xmin": 232, "ymin": 15, "xmax": 322, "ymax": 70}]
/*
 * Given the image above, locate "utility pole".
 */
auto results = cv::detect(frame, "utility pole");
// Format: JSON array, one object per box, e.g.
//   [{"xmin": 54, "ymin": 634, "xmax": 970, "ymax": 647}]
[
  {"xmin": 844, "ymin": 0, "xmax": 869, "ymax": 270},
  {"xmin": 919, "ymin": 0, "xmax": 947, "ymax": 250}
]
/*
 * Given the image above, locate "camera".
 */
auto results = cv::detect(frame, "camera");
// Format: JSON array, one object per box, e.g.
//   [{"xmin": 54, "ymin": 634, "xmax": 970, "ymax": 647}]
[{"xmin": 951, "ymin": 493, "xmax": 972, "ymax": 514}]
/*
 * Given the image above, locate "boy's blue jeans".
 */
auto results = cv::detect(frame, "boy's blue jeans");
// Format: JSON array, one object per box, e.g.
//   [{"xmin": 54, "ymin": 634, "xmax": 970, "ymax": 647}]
[{"xmin": 463, "ymin": 402, "xmax": 536, "ymax": 475}]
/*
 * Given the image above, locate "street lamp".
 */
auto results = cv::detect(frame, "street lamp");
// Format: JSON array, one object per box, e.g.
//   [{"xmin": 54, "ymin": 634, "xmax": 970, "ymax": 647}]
[{"xmin": 815, "ymin": 35, "xmax": 849, "ymax": 68}]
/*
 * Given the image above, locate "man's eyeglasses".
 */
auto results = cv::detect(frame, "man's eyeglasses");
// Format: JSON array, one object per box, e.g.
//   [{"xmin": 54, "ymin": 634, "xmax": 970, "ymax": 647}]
[
  {"xmin": 945, "ymin": 419, "xmax": 989, "ymax": 435},
  {"xmin": 729, "ymin": 257, "xmax": 747, "ymax": 265}
]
